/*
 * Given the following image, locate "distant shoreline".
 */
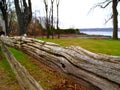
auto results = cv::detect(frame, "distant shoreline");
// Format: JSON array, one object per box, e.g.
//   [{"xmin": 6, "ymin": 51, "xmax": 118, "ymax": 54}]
[
  {"xmin": 79, "ymin": 28, "xmax": 120, "ymax": 38},
  {"xmin": 60, "ymin": 33, "xmax": 111, "ymax": 39},
  {"xmin": 79, "ymin": 28, "xmax": 120, "ymax": 31}
]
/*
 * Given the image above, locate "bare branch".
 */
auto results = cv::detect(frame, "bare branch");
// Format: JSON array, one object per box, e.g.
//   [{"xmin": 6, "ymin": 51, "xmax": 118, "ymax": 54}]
[
  {"xmin": 97, "ymin": 0, "xmax": 112, "ymax": 5},
  {"xmin": 56, "ymin": 0, "xmax": 60, "ymax": 6},
  {"xmin": 99, "ymin": 1, "xmax": 112, "ymax": 8},
  {"xmin": 88, "ymin": 0, "xmax": 112, "ymax": 15},
  {"xmin": 105, "ymin": 14, "xmax": 113, "ymax": 24}
]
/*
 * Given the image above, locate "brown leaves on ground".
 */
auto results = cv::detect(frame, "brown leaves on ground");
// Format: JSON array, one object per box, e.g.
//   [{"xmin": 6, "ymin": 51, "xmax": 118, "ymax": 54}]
[
  {"xmin": 0, "ymin": 56, "xmax": 21, "ymax": 90},
  {"xmin": 0, "ymin": 51, "xmax": 89, "ymax": 90},
  {"xmin": 28, "ymin": 57, "xmax": 89, "ymax": 90},
  {"xmin": 0, "ymin": 63, "xmax": 21, "ymax": 90}
]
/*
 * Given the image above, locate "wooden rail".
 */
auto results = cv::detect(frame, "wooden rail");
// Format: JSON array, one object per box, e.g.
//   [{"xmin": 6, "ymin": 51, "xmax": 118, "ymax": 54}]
[
  {"xmin": 1, "ymin": 36, "xmax": 120, "ymax": 90},
  {"xmin": 1, "ymin": 43, "xmax": 43, "ymax": 90}
]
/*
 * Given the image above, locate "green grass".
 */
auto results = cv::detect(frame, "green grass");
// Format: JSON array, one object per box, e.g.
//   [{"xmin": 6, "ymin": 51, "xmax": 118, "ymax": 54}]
[
  {"xmin": 0, "ymin": 47, "xmax": 16, "ymax": 80},
  {"xmin": 1, "ymin": 37, "xmax": 120, "ymax": 89},
  {"xmin": 37, "ymin": 38, "xmax": 120, "ymax": 56},
  {"xmin": 8, "ymin": 48, "xmax": 65, "ymax": 90},
  {"xmin": 9, "ymin": 48, "xmax": 87, "ymax": 90},
  {"xmin": 0, "ymin": 46, "xmax": 20, "ymax": 90}
]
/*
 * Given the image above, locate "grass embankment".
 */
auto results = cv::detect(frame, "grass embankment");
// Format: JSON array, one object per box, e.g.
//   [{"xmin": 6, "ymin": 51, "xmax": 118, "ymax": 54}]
[{"xmin": 38, "ymin": 38, "xmax": 120, "ymax": 56}]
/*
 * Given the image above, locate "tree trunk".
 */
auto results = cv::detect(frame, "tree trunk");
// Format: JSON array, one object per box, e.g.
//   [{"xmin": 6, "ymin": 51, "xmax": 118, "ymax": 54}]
[
  {"xmin": 56, "ymin": 0, "xmax": 60, "ymax": 39},
  {"xmin": 1, "ymin": 36, "xmax": 120, "ymax": 90},
  {"xmin": 14, "ymin": 0, "xmax": 32, "ymax": 35},
  {"xmin": 46, "ymin": 6, "xmax": 50, "ymax": 38},
  {"xmin": 0, "ymin": 0, "xmax": 9, "ymax": 35},
  {"xmin": 3, "ymin": 11, "xmax": 8, "ymax": 35},
  {"xmin": 51, "ymin": 0, "xmax": 54, "ymax": 39},
  {"xmin": 46, "ymin": 10, "xmax": 49, "ymax": 38},
  {"xmin": 112, "ymin": 0, "xmax": 118, "ymax": 40},
  {"xmin": 43, "ymin": 0, "xmax": 50, "ymax": 38}
]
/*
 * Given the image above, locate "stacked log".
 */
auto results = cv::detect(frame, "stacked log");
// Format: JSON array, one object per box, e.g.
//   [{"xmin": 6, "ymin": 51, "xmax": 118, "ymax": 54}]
[
  {"xmin": 1, "ymin": 43, "xmax": 43, "ymax": 90},
  {"xmin": 0, "ymin": 36, "xmax": 120, "ymax": 90}
]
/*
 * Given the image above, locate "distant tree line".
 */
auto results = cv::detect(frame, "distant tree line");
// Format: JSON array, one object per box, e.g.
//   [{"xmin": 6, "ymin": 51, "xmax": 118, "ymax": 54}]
[
  {"xmin": 0, "ymin": 0, "xmax": 61, "ymax": 38},
  {"xmin": 0, "ymin": 0, "xmax": 120, "ymax": 39}
]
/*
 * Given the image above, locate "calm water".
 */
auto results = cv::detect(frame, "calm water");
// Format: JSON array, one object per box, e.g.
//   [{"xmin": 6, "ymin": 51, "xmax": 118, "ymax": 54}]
[{"xmin": 80, "ymin": 28, "xmax": 120, "ymax": 38}]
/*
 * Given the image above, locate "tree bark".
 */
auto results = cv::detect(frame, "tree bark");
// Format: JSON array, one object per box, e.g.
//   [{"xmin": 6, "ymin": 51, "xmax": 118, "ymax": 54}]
[
  {"xmin": 1, "ymin": 36, "xmax": 120, "ymax": 90},
  {"xmin": 0, "ymin": 0, "xmax": 9, "ymax": 35},
  {"xmin": 51, "ymin": 0, "xmax": 54, "ymax": 39},
  {"xmin": 43, "ymin": 0, "xmax": 50, "ymax": 38},
  {"xmin": 56, "ymin": 0, "xmax": 60, "ymax": 39},
  {"xmin": 14, "ymin": 0, "xmax": 32, "ymax": 35},
  {"xmin": 112, "ymin": 0, "xmax": 118, "ymax": 40}
]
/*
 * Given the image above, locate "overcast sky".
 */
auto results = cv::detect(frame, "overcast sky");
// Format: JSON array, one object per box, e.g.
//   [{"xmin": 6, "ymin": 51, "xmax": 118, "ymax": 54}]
[{"xmin": 31, "ymin": 0, "xmax": 119, "ymax": 29}]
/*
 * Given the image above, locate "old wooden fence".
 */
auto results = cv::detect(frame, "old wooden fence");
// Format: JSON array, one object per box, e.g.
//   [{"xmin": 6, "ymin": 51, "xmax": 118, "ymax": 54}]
[
  {"xmin": 0, "ymin": 36, "xmax": 120, "ymax": 90},
  {"xmin": 1, "ymin": 43, "xmax": 43, "ymax": 90}
]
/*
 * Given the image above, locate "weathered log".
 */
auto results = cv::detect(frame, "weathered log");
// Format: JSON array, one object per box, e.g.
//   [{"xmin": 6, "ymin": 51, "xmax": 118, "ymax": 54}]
[
  {"xmin": 0, "ymin": 36, "xmax": 120, "ymax": 90},
  {"xmin": 1, "ymin": 43, "xmax": 43, "ymax": 90}
]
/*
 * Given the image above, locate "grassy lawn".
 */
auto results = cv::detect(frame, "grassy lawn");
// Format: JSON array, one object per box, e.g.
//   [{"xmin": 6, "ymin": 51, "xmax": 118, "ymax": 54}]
[
  {"xmin": 0, "ymin": 47, "xmax": 21, "ymax": 90},
  {"xmin": 38, "ymin": 38, "xmax": 120, "ymax": 56},
  {"xmin": 0, "ymin": 37, "xmax": 120, "ymax": 90}
]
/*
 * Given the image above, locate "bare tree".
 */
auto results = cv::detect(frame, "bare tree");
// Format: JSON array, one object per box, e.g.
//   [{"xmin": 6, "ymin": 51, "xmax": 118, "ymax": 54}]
[
  {"xmin": 112, "ymin": 0, "xmax": 118, "ymax": 40},
  {"xmin": 7, "ymin": 0, "xmax": 17, "ymax": 35},
  {"xmin": 14, "ymin": 0, "xmax": 32, "ymax": 35},
  {"xmin": 56, "ymin": 0, "xmax": 60, "ymax": 38},
  {"xmin": 43, "ymin": 0, "xmax": 50, "ymax": 38},
  {"xmin": 43, "ymin": 0, "xmax": 57, "ymax": 39},
  {"xmin": 93, "ymin": 0, "xmax": 119, "ymax": 40},
  {"xmin": 51, "ymin": 0, "xmax": 55, "ymax": 39}
]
